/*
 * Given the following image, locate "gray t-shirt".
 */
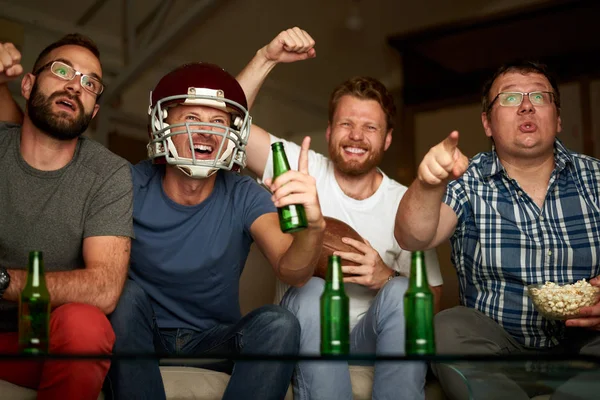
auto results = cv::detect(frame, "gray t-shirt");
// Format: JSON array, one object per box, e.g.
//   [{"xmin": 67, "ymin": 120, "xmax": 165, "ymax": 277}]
[{"xmin": 0, "ymin": 122, "xmax": 134, "ymax": 331}]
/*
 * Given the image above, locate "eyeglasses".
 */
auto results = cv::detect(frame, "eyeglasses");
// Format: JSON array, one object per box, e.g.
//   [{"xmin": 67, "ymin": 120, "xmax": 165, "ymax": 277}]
[
  {"xmin": 34, "ymin": 61, "xmax": 104, "ymax": 96},
  {"xmin": 488, "ymin": 91, "xmax": 555, "ymax": 110}
]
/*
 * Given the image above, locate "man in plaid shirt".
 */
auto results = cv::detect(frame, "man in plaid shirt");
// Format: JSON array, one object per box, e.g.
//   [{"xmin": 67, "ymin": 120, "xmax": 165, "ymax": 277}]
[{"xmin": 396, "ymin": 61, "xmax": 600, "ymax": 400}]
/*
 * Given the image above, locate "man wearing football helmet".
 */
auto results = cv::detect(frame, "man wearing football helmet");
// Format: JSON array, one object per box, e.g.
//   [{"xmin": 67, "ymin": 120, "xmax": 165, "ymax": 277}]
[
  {"xmin": 105, "ymin": 28, "xmax": 323, "ymax": 400},
  {"xmin": 146, "ymin": 62, "xmax": 251, "ymax": 179},
  {"xmin": 0, "ymin": 27, "xmax": 320, "ymax": 400}
]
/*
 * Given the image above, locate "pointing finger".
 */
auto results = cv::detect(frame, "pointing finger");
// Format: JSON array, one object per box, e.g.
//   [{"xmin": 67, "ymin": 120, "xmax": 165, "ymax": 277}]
[{"xmin": 441, "ymin": 130, "xmax": 460, "ymax": 153}]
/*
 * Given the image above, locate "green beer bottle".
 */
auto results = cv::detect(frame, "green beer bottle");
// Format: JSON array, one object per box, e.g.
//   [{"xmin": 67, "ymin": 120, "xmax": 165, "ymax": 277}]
[
  {"xmin": 404, "ymin": 251, "xmax": 435, "ymax": 355},
  {"xmin": 271, "ymin": 142, "xmax": 308, "ymax": 233},
  {"xmin": 18, "ymin": 251, "xmax": 51, "ymax": 354},
  {"xmin": 320, "ymin": 255, "xmax": 349, "ymax": 355}
]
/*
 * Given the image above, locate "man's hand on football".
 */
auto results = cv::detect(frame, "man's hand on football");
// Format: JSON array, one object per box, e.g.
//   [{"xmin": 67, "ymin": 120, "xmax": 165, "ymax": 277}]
[{"xmin": 335, "ymin": 238, "xmax": 396, "ymax": 290}]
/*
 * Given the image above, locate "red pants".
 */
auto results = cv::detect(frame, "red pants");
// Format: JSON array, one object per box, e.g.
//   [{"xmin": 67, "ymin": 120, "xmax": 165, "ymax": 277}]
[{"xmin": 0, "ymin": 303, "xmax": 115, "ymax": 400}]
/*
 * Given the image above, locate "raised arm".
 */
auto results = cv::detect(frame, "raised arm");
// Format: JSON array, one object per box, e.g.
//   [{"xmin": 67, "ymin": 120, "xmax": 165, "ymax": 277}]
[
  {"xmin": 250, "ymin": 136, "xmax": 325, "ymax": 286},
  {"xmin": 395, "ymin": 131, "xmax": 468, "ymax": 250},
  {"xmin": 236, "ymin": 27, "xmax": 315, "ymax": 177},
  {"xmin": 0, "ymin": 42, "xmax": 24, "ymax": 124},
  {"xmin": 237, "ymin": 27, "xmax": 315, "ymax": 109}
]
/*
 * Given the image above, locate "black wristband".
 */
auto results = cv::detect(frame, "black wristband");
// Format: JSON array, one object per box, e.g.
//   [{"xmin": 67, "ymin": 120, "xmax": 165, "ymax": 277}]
[{"xmin": 0, "ymin": 267, "xmax": 10, "ymax": 299}]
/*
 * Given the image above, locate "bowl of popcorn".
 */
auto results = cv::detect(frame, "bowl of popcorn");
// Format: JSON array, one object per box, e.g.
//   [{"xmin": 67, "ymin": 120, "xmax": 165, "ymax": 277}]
[{"xmin": 527, "ymin": 279, "xmax": 600, "ymax": 320}]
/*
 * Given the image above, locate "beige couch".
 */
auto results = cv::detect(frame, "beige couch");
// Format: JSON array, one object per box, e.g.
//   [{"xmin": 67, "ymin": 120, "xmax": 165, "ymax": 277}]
[
  {"xmin": 0, "ymin": 365, "xmax": 447, "ymax": 399},
  {"xmin": 0, "ymin": 245, "xmax": 456, "ymax": 399}
]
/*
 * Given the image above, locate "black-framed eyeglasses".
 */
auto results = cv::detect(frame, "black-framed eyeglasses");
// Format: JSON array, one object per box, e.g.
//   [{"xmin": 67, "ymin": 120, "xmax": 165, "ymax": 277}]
[
  {"xmin": 488, "ymin": 91, "xmax": 555, "ymax": 111},
  {"xmin": 33, "ymin": 61, "xmax": 104, "ymax": 96}
]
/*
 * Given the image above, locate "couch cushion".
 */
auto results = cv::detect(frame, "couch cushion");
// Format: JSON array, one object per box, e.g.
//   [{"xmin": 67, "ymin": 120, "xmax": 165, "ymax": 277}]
[
  {"xmin": 161, "ymin": 365, "xmax": 445, "ymax": 400},
  {"xmin": 161, "ymin": 366, "xmax": 293, "ymax": 400},
  {"xmin": 348, "ymin": 365, "xmax": 373, "ymax": 400},
  {"xmin": 0, "ymin": 365, "xmax": 446, "ymax": 400},
  {"xmin": 0, "ymin": 379, "xmax": 105, "ymax": 400},
  {"xmin": 0, "ymin": 379, "xmax": 36, "ymax": 400},
  {"xmin": 162, "ymin": 366, "xmax": 229, "ymax": 400}
]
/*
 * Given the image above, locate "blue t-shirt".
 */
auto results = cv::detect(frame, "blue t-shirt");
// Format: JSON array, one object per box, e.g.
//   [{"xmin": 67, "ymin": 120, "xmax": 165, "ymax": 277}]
[{"xmin": 129, "ymin": 161, "xmax": 276, "ymax": 331}]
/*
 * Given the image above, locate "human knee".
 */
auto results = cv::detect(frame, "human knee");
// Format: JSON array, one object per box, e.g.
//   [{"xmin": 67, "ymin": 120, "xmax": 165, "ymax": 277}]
[
  {"xmin": 250, "ymin": 305, "xmax": 300, "ymax": 349},
  {"xmin": 281, "ymin": 277, "xmax": 324, "ymax": 322},
  {"xmin": 256, "ymin": 305, "xmax": 300, "ymax": 334},
  {"xmin": 435, "ymin": 306, "xmax": 479, "ymax": 331},
  {"xmin": 434, "ymin": 306, "xmax": 482, "ymax": 353},
  {"xmin": 50, "ymin": 303, "xmax": 115, "ymax": 354},
  {"xmin": 378, "ymin": 276, "xmax": 409, "ymax": 306}
]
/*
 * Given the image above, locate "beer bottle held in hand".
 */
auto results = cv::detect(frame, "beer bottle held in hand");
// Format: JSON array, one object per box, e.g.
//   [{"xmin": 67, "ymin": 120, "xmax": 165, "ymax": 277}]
[
  {"xmin": 320, "ymin": 255, "xmax": 349, "ymax": 355},
  {"xmin": 271, "ymin": 142, "xmax": 308, "ymax": 233},
  {"xmin": 404, "ymin": 251, "xmax": 435, "ymax": 355},
  {"xmin": 19, "ymin": 251, "xmax": 51, "ymax": 354}
]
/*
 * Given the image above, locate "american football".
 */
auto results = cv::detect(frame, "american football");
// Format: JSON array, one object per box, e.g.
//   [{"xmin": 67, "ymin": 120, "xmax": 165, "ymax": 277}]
[{"xmin": 314, "ymin": 216, "xmax": 364, "ymax": 279}]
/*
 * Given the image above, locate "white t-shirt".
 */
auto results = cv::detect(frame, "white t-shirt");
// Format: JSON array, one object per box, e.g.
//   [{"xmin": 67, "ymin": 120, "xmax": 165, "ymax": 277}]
[{"xmin": 262, "ymin": 135, "xmax": 443, "ymax": 329}]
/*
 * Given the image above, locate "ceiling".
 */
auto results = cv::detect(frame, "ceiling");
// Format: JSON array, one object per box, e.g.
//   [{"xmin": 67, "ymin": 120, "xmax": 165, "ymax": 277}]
[
  {"xmin": 388, "ymin": 0, "xmax": 600, "ymax": 107},
  {"xmin": 0, "ymin": 0, "xmax": 557, "ymax": 138}
]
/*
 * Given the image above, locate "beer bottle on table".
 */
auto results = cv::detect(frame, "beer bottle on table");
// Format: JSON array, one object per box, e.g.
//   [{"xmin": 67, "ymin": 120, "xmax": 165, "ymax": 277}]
[
  {"xmin": 404, "ymin": 250, "xmax": 435, "ymax": 355},
  {"xmin": 271, "ymin": 141, "xmax": 308, "ymax": 233},
  {"xmin": 320, "ymin": 255, "xmax": 349, "ymax": 355},
  {"xmin": 19, "ymin": 251, "xmax": 51, "ymax": 354}
]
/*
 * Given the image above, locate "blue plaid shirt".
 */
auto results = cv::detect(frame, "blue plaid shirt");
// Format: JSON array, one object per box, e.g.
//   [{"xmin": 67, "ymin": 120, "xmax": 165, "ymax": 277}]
[{"xmin": 443, "ymin": 139, "xmax": 600, "ymax": 348}]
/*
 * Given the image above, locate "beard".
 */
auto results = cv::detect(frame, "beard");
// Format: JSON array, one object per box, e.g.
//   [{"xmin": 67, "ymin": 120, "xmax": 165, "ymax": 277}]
[
  {"xmin": 27, "ymin": 82, "xmax": 94, "ymax": 140},
  {"xmin": 328, "ymin": 140, "xmax": 385, "ymax": 176}
]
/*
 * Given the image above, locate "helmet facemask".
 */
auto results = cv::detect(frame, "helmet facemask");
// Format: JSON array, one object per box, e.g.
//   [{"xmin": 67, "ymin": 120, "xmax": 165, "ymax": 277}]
[
  {"xmin": 147, "ymin": 63, "xmax": 251, "ymax": 179},
  {"xmin": 148, "ymin": 88, "xmax": 251, "ymax": 178}
]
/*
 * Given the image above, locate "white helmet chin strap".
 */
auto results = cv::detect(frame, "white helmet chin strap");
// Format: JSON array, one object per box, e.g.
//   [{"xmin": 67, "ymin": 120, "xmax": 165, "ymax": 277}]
[{"xmin": 176, "ymin": 165, "xmax": 216, "ymax": 179}]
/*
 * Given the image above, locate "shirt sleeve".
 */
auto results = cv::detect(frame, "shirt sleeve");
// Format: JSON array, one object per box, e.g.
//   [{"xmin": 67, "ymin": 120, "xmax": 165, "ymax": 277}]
[
  {"xmin": 240, "ymin": 177, "xmax": 277, "ymax": 233},
  {"xmin": 443, "ymin": 180, "xmax": 466, "ymax": 221},
  {"xmin": 84, "ymin": 163, "xmax": 135, "ymax": 239}
]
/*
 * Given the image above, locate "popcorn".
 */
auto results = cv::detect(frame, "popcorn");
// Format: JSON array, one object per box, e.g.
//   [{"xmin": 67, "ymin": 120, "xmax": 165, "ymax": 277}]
[{"xmin": 527, "ymin": 279, "xmax": 600, "ymax": 320}]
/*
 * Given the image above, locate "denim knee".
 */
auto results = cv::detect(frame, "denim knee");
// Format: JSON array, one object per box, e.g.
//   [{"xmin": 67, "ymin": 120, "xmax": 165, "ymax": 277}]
[
  {"xmin": 255, "ymin": 305, "xmax": 300, "ymax": 335},
  {"xmin": 373, "ymin": 276, "xmax": 408, "ymax": 316},
  {"xmin": 248, "ymin": 304, "xmax": 301, "ymax": 353},
  {"xmin": 281, "ymin": 277, "xmax": 324, "ymax": 323}
]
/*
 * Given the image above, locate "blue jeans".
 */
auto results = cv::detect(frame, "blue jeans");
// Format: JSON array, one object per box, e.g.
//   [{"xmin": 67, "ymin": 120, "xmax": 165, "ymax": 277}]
[
  {"xmin": 105, "ymin": 279, "xmax": 300, "ymax": 400},
  {"xmin": 281, "ymin": 276, "xmax": 427, "ymax": 400}
]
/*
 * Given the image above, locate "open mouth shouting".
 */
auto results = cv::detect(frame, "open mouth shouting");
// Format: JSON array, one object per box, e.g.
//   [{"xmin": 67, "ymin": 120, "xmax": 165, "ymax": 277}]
[{"xmin": 191, "ymin": 143, "xmax": 216, "ymax": 160}]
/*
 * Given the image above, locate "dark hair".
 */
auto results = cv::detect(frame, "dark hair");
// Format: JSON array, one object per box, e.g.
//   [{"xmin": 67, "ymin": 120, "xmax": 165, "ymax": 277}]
[
  {"xmin": 32, "ymin": 33, "xmax": 101, "ymax": 73},
  {"xmin": 31, "ymin": 33, "xmax": 103, "ymax": 101},
  {"xmin": 328, "ymin": 76, "xmax": 396, "ymax": 131},
  {"xmin": 482, "ymin": 60, "xmax": 560, "ymax": 115}
]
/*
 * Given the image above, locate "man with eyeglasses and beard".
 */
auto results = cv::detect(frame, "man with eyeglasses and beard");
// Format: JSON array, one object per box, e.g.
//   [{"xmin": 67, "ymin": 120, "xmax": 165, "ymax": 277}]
[
  {"xmin": 0, "ymin": 35, "xmax": 133, "ymax": 399},
  {"xmin": 1, "ymin": 28, "xmax": 325, "ymax": 400},
  {"xmin": 396, "ymin": 60, "xmax": 600, "ymax": 400}
]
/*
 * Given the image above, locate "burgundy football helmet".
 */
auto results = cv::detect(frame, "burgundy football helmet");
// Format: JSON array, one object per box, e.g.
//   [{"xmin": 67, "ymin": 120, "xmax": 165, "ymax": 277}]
[{"xmin": 147, "ymin": 63, "xmax": 251, "ymax": 178}]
